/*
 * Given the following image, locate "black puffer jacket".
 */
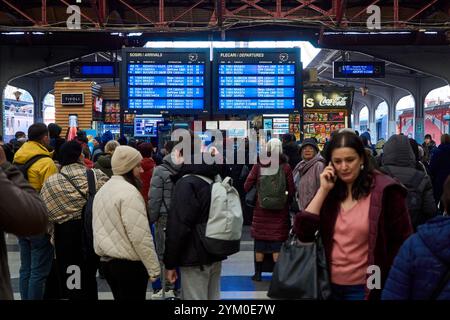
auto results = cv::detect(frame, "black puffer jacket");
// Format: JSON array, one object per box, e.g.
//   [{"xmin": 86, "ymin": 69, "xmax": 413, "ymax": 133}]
[
  {"xmin": 380, "ymin": 134, "xmax": 437, "ymax": 230},
  {"xmin": 163, "ymin": 160, "xmax": 226, "ymax": 270}
]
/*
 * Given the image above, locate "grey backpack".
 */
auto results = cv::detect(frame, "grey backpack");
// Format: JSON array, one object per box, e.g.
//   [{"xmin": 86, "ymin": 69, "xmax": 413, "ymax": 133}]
[{"xmin": 185, "ymin": 174, "xmax": 243, "ymax": 257}]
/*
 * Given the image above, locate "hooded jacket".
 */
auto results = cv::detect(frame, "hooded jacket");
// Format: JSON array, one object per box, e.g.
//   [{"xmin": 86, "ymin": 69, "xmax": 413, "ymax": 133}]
[
  {"xmin": 94, "ymin": 154, "xmax": 113, "ymax": 177},
  {"xmin": 294, "ymin": 171, "xmax": 413, "ymax": 300},
  {"xmin": 293, "ymin": 153, "xmax": 326, "ymax": 212},
  {"xmin": 140, "ymin": 157, "xmax": 156, "ymax": 203},
  {"xmin": 380, "ymin": 135, "xmax": 437, "ymax": 229},
  {"xmin": 0, "ymin": 163, "xmax": 48, "ymax": 300},
  {"xmin": 148, "ymin": 154, "xmax": 182, "ymax": 224},
  {"xmin": 13, "ymin": 141, "xmax": 58, "ymax": 191},
  {"xmin": 163, "ymin": 161, "xmax": 226, "ymax": 270},
  {"xmin": 382, "ymin": 216, "xmax": 450, "ymax": 300},
  {"xmin": 430, "ymin": 143, "xmax": 450, "ymax": 205}
]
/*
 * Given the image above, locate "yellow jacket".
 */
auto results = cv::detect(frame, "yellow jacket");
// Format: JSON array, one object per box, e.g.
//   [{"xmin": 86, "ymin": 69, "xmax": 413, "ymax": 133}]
[{"xmin": 13, "ymin": 141, "xmax": 58, "ymax": 192}]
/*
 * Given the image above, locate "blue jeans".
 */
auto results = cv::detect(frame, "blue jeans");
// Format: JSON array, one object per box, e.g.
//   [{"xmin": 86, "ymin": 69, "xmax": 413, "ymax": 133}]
[
  {"xmin": 331, "ymin": 284, "xmax": 366, "ymax": 301},
  {"xmin": 18, "ymin": 234, "xmax": 54, "ymax": 300}
]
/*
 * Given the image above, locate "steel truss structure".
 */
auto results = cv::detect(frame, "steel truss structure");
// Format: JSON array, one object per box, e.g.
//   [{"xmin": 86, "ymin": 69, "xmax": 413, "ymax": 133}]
[{"xmin": 0, "ymin": 0, "xmax": 448, "ymax": 32}]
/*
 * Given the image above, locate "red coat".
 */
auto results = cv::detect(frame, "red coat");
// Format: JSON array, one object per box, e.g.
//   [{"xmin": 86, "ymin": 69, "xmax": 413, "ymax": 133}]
[
  {"xmin": 293, "ymin": 171, "xmax": 413, "ymax": 300},
  {"xmin": 140, "ymin": 157, "xmax": 156, "ymax": 203},
  {"xmin": 244, "ymin": 163, "xmax": 295, "ymax": 242}
]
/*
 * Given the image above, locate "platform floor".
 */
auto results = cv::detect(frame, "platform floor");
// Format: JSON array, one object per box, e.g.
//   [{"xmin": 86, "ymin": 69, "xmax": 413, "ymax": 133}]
[{"xmin": 6, "ymin": 226, "xmax": 272, "ymax": 300}]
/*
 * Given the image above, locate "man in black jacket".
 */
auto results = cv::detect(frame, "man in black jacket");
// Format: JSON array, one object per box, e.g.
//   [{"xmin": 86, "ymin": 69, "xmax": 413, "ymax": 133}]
[
  {"xmin": 163, "ymin": 153, "xmax": 226, "ymax": 300},
  {"xmin": 0, "ymin": 147, "xmax": 49, "ymax": 300}
]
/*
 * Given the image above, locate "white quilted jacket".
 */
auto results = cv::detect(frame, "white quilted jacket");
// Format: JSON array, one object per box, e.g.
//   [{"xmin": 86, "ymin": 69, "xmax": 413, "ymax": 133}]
[{"xmin": 92, "ymin": 176, "xmax": 160, "ymax": 278}]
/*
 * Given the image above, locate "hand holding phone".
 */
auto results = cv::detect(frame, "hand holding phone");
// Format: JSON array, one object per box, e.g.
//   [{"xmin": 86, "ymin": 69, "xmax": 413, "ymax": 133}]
[{"xmin": 319, "ymin": 162, "xmax": 337, "ymax": 192}]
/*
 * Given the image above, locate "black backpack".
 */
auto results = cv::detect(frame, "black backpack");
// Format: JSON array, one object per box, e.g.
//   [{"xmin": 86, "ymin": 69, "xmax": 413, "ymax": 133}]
[
  {"xmin": 382, "ymin": 166, "xmax": 424, "ymax": 229},
  {"xmin": 14, "ymin": 154, "xmax": 51, "ymax": 181},
  {"xmin": 61, "ymin": 169, "xmax": 97, "ymax": 259}
]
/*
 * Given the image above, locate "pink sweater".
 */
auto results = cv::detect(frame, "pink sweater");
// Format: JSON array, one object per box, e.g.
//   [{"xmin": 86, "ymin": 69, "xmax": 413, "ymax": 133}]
[{"xmin": 331, "ymin": 195, "xmax": 371, "ymax": 285}]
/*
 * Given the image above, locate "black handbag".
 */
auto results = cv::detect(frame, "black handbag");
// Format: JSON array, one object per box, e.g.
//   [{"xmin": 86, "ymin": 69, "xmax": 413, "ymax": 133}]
[
  {"xmin": 267, "ymin": 231, "xmax": 331, "ymax": 300},
  {"xmin": 245, "ymin": 186, "xmax": 257, "ymax": 208}
]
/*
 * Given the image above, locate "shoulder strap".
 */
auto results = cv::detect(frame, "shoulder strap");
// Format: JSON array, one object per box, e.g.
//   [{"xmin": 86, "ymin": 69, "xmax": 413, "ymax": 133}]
[
  {"xmin": 60, "ymin": 172, "xmax": 87, "ymax": 199},
  {"xmin": 183, "ymin": 174, "xmax": 213, "ymax": 185},
  {"xmin": 18, "ymin": 154, "xmax": 51, "ymax": 171},
  {"xmin": 86, "ymin": 169, "xmax": 96, "ymax": 197}
]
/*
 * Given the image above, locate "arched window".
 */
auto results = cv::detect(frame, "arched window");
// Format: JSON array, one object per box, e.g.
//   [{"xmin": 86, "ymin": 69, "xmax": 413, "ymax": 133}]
[
  {"xmin": 359, "ymin": 106, "xmax": 369, "ymax": 133},
  {"xmin": 375, "ymin": 102, "xmax": 388, "ymax": 141},
  {"xmin": 2, "ymin": 85, "xmax": 34, "ymax": 142},
  {"xmin": 43, "ymin": 92, "xmax": 55, "ymax": 125},
  {"xmin": 424, "ymin": 85, "xmax": 450, "ymax": 144},
  {"xmin": 395, "ymin": 95, "xmax": 415, "ymax": 137}
]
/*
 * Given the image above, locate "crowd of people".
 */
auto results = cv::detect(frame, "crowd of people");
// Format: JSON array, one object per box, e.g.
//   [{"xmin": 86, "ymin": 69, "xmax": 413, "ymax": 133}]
[{"xmin": 1, "ymin": 123, "xmax": 450, "ymax": 301}]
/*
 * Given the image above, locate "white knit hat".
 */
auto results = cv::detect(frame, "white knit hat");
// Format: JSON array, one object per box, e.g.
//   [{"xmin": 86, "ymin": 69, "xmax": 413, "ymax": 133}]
[{"xmin": 111, "ymin": 146, "xmax": 143, "ymax": 175}]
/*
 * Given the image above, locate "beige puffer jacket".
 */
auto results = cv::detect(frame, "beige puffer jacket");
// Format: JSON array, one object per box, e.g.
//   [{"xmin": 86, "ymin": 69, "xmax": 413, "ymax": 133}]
[{"xmin": 92, "ymin": 175, "xmax": 159, "ymax": 278}]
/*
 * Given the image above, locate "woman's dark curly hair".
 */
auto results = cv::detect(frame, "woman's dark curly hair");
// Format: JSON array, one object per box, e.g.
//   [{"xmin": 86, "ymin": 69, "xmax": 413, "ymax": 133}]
[{"xmin": 324, "ymin": 131, "xmax": 374, "ymax": 202}]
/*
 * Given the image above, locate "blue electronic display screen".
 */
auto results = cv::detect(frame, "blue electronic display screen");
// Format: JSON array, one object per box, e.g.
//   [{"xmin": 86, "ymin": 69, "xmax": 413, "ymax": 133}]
[
  {"xmin": 220, "ymin": 99, "xmax": 295, "ymax": 110},
  {"xmin": 81, "ymin": 65, "xmax": 114, "ymax": 76},
  {"xmin": 218, "ymin": 64, "xmax": 295, "ymax": 75},
  {"xmin": 219, "ymin": 87, "xmax": 294, "ymax": 98},
  {"xmin": 342, "ymin": 65, "xmax": 374, "ymax": 74},
  {"xmin": 123, "ymin": 50, "xmax": 209, "ymax": 113},
  {"xmin": 333, "ymin": 61, "xmax": 385, "ymax": 78},
  {"xmin": 128, "ymin": 76, "xmax": 204, "ymax": 86},
  {"xmin": 214, "ymin": 50, "xmax": 300, "ymax": 113},
  {"xmin": 129, "ymin": 99, "xmax": 204, "ymax": 109}
]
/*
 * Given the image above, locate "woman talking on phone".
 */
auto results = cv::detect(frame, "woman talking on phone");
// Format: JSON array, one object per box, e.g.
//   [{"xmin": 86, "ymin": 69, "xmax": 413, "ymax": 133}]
[{"xmin": 293, "ymin": 130, "xmax": 413, "ymax": 300}]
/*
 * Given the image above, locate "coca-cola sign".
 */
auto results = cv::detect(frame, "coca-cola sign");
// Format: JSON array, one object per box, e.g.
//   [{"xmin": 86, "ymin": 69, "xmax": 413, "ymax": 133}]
[{"xmin": 303, "ymin": 89, "xmax": 353, "ymax": 109}]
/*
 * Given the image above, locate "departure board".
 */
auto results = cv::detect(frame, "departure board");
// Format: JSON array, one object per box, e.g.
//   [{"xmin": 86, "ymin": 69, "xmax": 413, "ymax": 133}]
[
  {"xmin": 213, "ymin": 49, "xmax": 302, "ymax": 114},
  {"xmin": 122, "ymin": 49, "xmax": 210, "ymax": 114}
]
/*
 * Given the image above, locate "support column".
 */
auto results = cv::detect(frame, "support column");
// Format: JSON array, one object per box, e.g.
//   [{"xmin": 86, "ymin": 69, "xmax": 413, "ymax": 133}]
[
  {"xmin": 368, "ymin": 104, "xmax": 376, "ymax": 144},
  {"xmin": 0, "ymin": 81, "xmax": 7, "ymax": 137},
  {"xmin": 412, "ymin": 78, "xmax": 427, "ymax": 144},
  {"xmin": 388, "ymin": 100, "xmax": 397, "ymax": 137}
]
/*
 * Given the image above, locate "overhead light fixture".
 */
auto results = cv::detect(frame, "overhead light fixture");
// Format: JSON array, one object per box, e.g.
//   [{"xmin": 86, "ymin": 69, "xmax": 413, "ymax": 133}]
[
  {"xmin": 360, "ymin": 86, "xmax": 369, "ymax": 96},
  {"xmin": 13, "ymin": 90, "xmax": 22, "ymax": 101}
]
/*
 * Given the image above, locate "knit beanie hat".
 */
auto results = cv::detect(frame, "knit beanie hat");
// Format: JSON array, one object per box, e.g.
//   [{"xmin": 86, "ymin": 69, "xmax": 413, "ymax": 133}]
[{"xmin": 111, "ymin": 145, "xmax": 143, "ymax": 175}]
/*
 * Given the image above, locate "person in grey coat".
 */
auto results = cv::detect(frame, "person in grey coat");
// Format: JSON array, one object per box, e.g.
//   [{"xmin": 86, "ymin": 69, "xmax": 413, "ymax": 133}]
[
  {"xmin": 293, "ymin": 138, "xmax": 326, "ymax": 213},
  {"xmin": 380, "ymin": 134, "xmax": 437, "ymax": 230},
  {"xmin": 148, "ymin": 141, "xmax": 182, "ymax": 298},
  {"xmin": 0, "ymin": 147, "xmax": 48, "ymax": 300}
]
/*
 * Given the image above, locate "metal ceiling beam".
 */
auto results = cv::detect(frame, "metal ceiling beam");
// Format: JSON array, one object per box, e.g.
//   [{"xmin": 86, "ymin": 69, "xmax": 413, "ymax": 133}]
[
  {"xmin": 0, "ymin": 1, "xmax": 448, "ymax": 33},
  {"xmin": 2, "ymin": 0, "xmax": 38, "ymax": 25},
  {"xmin": 405, "ymin": 0, "xmax": 438, "ymax": 23}
]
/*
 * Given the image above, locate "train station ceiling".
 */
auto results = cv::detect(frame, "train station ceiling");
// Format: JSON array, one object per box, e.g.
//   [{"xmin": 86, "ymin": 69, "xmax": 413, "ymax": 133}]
[{"xmin": 0, "ymin": 1, "xmax": 448, "ymax": 45}]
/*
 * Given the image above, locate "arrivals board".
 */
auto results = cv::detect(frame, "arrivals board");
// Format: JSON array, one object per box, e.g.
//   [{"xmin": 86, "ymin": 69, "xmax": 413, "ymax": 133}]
[
  {"xmin": 122, "ymin": 48, "xmax": 210, "ymax": 114},
  {"xmin": 213, "ymin": 48, "xmax": 302, "ymax": 114}
]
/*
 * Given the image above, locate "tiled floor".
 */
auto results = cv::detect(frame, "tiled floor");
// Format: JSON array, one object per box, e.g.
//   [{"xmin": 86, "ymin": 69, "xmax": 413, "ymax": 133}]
[{"xmin": 6, "ymin": 226, "xmax": 272, "ymax": 300}]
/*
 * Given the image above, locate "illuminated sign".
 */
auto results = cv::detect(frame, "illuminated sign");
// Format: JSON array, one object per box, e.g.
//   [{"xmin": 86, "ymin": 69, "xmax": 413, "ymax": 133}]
[
  {"xmin": 122, "ymin": 48, "xmax": 210, "ymax": 114},
  {"xmin": 61, "ymin": 93, "xmax": 84, "ymax": 105},
  {"xmin": 303, "ymin": 89, "xmax": 353, "ymax": 109},
  {"xmin": 333, "ymin": 61, "xmax": 385, "ymax": 78},
  {"xmin": 213, "ymin": 49, "xmax": 302, "ymax": 114}
]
